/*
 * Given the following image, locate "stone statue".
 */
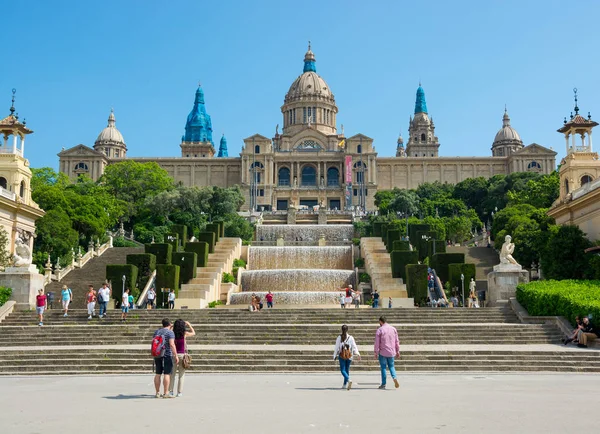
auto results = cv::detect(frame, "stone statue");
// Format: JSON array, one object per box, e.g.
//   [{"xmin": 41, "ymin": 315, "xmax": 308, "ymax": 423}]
[
  {"xmin": 12, "ymin": 237, "xmax": 32, "ymax": 267},
  {"xmin": 499, "ymin": 235, "xmax": 519, "ymax": 266},
  {"xmin": 275, "ymin": 124, "xmax": 279, "ymax": 135},
  {"xmin": 469, "ymin": 278, "xmax": 476, "ymax": 294}
]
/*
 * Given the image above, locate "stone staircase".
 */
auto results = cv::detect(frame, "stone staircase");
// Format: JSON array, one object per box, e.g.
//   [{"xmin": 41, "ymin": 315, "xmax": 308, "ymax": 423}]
[
  {"xmin": 360, "ymin": 237, "xmax": 413, "ymax": 307},
  {"xmin": 0, "ymin": 307, "xmax": 598, "ymax": 374},
  {"xmin": 43, "ymin": 247, "xmax": 142, "ymax": 303},
  {"xmin": 177, "ymin": 238, "xmax": 242, "ymax": 308}
]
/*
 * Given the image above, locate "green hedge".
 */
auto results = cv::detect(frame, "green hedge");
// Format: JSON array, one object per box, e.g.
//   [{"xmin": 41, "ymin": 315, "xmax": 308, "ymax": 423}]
[
  {"xmin": 165, "ymin": 233, "xmax": 180, "ymax": 253},
  {"xmin": 126, "ymin": 253, "xmax": 156, "ymax": 289},
  {"xmin": 381, "ymin": 223, "xmax": 390, "ymax": 245},
  {"xmin": 406, "ymin": 264, "xmax": 429, "ymax": 305},
  {"xmin": 0, "ymin": 286, "xmax": 12, "ymax": 307},
  {"xmin": 448, "ymin": 263, "xmax": 476, "ymax": 295},
  {"xmin": 427, "ymin": 240, "xmax": 446, "ymax": 259},
  {"xmin": 197, "ymin": 232, "xmax": 216, "ymax": 253},
  {"xmin": 205, "ymin": 223, "xmax": 220, "ymax": 243},
  {"xmin": 145, "ymin": 243, "xmax": 173, "ymax": 265},
  {"xmin": 172, "ymin": 252, "xmax": 197, "ymax": 284},
  {"xmin": 416, "ymin": 230, "xmax": 438, "ymax": 261},
  {"xmin": 213, "ymin": 220, "xmax": 225, "ymax": 238},
  {"xmin": 393, "ymin": 240, "xmax": 411, "ymax": 252},
  {"xmin": 431, "ymin": 253, "xmax": 465, "ymax": 283},
  {"xmin": 373, "ymin": 222, "xmax": 383, "ymax": 237},
  {"xmin": 171, "ymin": 224, "xmax": 188, "ymax": 248},
  {"xmin": 517, "ymin": 280, "xmax": 600, "ymax": 325},
  {"xmin": 185, "ymin": 242, "xmax": 210, "ymax": 267},
  {"xmin": 106, "ymin": 264, "xmax": 139, "ymax": 305},
  {"xmin": 408, "ymin": 224, "xmax": 430, "ymax": 247},
  {"xmin": 156, "ymin": 264, "xmax": 181, "ymax": 304},
  {"xmin": 386, "ymin": 229, "xmax": 401, "ymax": 252},
  {"xmin": 391, "ymin": 251, "xmax": 418, "ymax": 281}
]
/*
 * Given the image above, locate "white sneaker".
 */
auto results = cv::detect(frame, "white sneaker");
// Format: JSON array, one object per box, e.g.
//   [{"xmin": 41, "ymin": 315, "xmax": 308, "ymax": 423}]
[
  {"xmin": 64, "ymin": 313, "xmax": 68, "ymax": 317},
  {"xmin": 177, "ymin": 393, "xmax": 182, "ymax": 397},
  {"xmin": 87, "ymin": 316, "xmax": 92, "ymax": 320}
]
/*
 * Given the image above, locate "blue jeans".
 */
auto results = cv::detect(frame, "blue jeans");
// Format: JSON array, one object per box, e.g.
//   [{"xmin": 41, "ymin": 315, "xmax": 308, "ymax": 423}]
[
  {"xmin": 378, "ymin": 355, "xmax": 397, "ymax": 385},
  {"xmin": 339, "ymin": 358, "xmax": 352, "ymax": 384},
  {"xmin": 373, "ymin": 299, "xmax": 379, "ymax": 308},
  {"xmin": 99, "ymin": 301, "xmax": 108, "ymax": 317}
]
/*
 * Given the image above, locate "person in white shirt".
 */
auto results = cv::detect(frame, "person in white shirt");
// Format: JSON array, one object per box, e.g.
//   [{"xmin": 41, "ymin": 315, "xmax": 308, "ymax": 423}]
[
  {"xmin": 97, "ymin": 283, "xmax": 111, "ymax": 318},
  {"xmin": 121, "ymin": 288, "xmax": 130, "ymax": 321},
  {"xmin": 168, "ymin": 289, "xmax": 176, "ymax": 309},
  {"xmin": 333, "ymin": 324, "xmax": 361, "ymax": 390},
  {"xmin": 147, "ymin": 288, "xmax": 156, "ymax": 309}
]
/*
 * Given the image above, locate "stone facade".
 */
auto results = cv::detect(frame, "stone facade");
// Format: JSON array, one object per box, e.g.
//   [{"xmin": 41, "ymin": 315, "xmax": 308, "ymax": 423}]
[{"xmin": 58, "ymin": 46, "xmax": 557, "ymax": 211}]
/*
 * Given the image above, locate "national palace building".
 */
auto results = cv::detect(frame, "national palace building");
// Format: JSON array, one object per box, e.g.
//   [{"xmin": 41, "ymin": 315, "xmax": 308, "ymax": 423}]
[{"xmin": 58, "ymin": 44, "xmax": 556, "ymax": 212}]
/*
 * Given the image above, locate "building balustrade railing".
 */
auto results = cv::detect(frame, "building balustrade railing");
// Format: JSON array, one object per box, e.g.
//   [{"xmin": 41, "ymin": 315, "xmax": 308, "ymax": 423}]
[{"xmin": 0, "ymin": 186, "xmax": 16, "ymax": 201}]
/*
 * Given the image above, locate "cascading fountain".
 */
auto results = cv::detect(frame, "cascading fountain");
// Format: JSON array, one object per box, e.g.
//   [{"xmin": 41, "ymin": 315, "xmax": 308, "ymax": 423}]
[{"xmin": 229, "ymin": 224, "xmax": 356, "ymax": 306}]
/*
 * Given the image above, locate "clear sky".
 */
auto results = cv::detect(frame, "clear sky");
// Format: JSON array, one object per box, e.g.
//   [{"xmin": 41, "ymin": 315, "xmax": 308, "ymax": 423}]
[{"xmin": 2, "ymin": 0, "xmax": 599, "ymax": 170}]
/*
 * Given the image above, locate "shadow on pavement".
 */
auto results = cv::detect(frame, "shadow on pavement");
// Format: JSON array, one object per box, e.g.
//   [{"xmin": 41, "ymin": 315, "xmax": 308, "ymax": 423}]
[{"xmin": 103, "ymin": 394, "xmax": 156, "ymax": 400}]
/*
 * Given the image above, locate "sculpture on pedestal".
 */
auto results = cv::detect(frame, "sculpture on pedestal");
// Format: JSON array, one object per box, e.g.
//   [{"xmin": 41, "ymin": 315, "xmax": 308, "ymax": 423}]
[
  {"xmin": 499, "ymin": 235, "xmax": 520, "ymax": 267},
  {"xmin": 12, "ymin": 237, "xmax": 32, "ymax": 267}
]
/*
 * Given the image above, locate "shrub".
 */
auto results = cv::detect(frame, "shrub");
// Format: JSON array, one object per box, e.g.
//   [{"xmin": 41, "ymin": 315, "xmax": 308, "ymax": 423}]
[
  {"xmin": 222, "ymin": 272, "xmax": 235, "ymax": 283},
  {"xmin": 406, "ymin": 264, "xmax": 429, "ymax": 305},
  {"xmin": 408, "ymin": 224, "xmax": 431, "ymax": 247},
  {"xmin": 0, "ymin": 286, "xmax": 12, "ymax": 306},
  {"xmin": 391, "ymin": 251, "xmax": 418, "ymax": 281},
  {"xmin": 352, "ymin": 238, "xmax": 361, "ymax": 246},
  {"xmin": 145, "ymin": 243, "xmax": 173, "ymax": 265},
  {"xmin": 165, "ymin": 232, "xmax": 180, "ymax": 253},
  {"xmin": 106, "ymin": 264, "xmax": 139, "ymax": 304},
  {"xmin": 373, "ymin": 222, "xmax": 383, "ymax": 237},
  {"xmin": 359, "ymin": 272, "xmax": 371, "ymax": 283},
  {"xmin": 156, "ymin": 264, "xmax": 180, "ymax": 304},
  {"xmin": 427, "ymin": 240, "xmax": 446, "ymax": 259},
  {"xmin": 386, "ymin": 229, "xmax": 401, "ymax": 252},
  {"xmin": 355, "ymin": 258, "xmax": 365, "ymax": 268},
  {"xmin": 205, "ymin": 223, "xmax": 221, "ymax": 243},
  {"xmin": 416, "ymin": 230, "xmax": 438, "ymax": 261},
  {"xmin": 208, "ymin": 300, "xmax": 224, "ymax": 308},
  {"xmin": 126, "ymin": 253, "xmax": 156, "ymax": 289},
  {"xmin": 172, "ymin": 252, "xmax": 197, "ymax": 284},
  {"xmin": 170, "ymin": 224, "xmax": 188, "ymax": 247},
  {"xmin": 448, "ymin": 263, "xmax": 476, "ymax": 296},
  {"xmin": 113, "ymin": 237, "xmax": 138, "ymax": 248},
  {"xmin": 184, "ymin": 242, "xmax": 209, "ymax": 267},
  {"xmin": 233, "ymin": 258, "xmax": 247, "ymax": 268},
  {"xmin": 430, "ymin": 253, "xmax": 465, "ymax": 283},
  {"xmin": 516, "ymin": 280, "xmax": 600, "ymax": 325},
  {"xmin": 392, "ymin": 240, "xmax": 410, "ymax": 252},
  {"xmin": 197, "ymin": 232, "xmax": 216, "ymax": 253}
]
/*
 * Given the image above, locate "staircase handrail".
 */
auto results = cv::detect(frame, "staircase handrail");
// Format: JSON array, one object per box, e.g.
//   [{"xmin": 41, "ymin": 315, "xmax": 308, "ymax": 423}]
[
  {"xmin": 137, "ymin": 270, "xmax": 157, "ymax": 308},
  {"xmin": 431, "ymin": 269, "xmax": 449, "ymax": 303}
]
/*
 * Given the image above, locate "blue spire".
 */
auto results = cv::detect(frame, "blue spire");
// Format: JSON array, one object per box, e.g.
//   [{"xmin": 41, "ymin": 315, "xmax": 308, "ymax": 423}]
[
  {"xmin": 303, "ymin": 41, "xmax": 316, "ymax": 73},
  {"xmin": 218, "ymin": 134, "xmax": 228, "ymax": 157},
  {"xmin": 183, "ymin": 85, "xmax": 213, "ymax": 143},
  {"xmin": 414, "ymin": 84, "xmax": 428, "ymax": 114}
]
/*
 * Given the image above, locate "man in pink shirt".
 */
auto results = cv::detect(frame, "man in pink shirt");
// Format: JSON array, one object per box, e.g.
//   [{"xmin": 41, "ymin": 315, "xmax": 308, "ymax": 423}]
[{"xmin": 374, "ymin": 315, "xmax": 400, "ymax": 389}]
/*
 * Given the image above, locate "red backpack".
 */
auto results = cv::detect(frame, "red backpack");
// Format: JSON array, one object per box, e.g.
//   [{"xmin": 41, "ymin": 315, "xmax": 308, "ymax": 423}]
[{"xmin": 151, "ymin": 333, "xmax": 166, "ymax": 358}]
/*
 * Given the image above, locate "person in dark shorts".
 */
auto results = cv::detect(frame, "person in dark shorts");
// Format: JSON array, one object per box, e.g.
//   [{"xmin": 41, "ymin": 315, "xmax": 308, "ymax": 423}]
[{"xmin": 153, "ymin": 318, "xmax": 179, "ymax": 398}]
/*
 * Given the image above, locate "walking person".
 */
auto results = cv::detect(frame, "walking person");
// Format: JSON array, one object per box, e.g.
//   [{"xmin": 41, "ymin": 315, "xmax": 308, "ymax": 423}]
[
  {"xmin": 333, "ymin": 324, "xmax": 361, "ymax": 390},
  {"xmin": 97, "ymin": 283, "xmax": 111, "ymax": 318},
  {"xmin": 168, "ymin": 289, "xmax": 176, "ymax": 309},
  {"xmin": 147, "ymin": 287, "xmax": 156, "ymax": 309},
  {"xmin": 388, "ymin": 297, "xmax": 393, "ymax": 309},
  {"xmin": 265, "ymin": 290, "xmax": 274, "ymax": 308},
  {"xmin": 372, "ymin": 289, "xmax": 380, "ymax": 308},
  {"xmin": 86, "ymin": 285, "xmax": 96, "ymax": 319},
  {"xmin": 61, "ymin": 285, "xmax": 72, "ymax": 317},
  {"xmin": 353, "ymin": 291, "xmax": 360, "ymax": 309},
  {"xmin": 168, "ymin": 319, "xmax": 196, "ymax": 397},
  {"xmin": 374, "ymin": 316, "xmax": 400, "ymax": 389},
  {"xmin": 128, "ymin": 290, "xmax": 135, "ymax": 310},
  {"xmin": 339, "ymin": 293, "xmax": 346, "ymax": 309},
  {"xmin": 152, "ymin": 318, "xmax": 178, "ymax": 398},
  {"xmin": 121, "ymin": 288, "xmax": 130, "ymax": 321},
  {"xmin": 36, "ymin": 289, "xmax": 47, "ymax": 327}
]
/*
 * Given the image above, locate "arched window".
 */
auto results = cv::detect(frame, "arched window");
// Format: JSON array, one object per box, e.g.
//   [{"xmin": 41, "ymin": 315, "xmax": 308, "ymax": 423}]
[
  {"xmin": 19, "ymin": 180, "xmax": 24, "ymax": 198},
  {"xmin": 250, "ymin": 162, "xmax": 264, "ymax": 169},
  {"xmin": 421, "ymin": 133, "xmax": 426, "ymax": 141},
  {"xmin": 301, "ymin": 166, "xmax": 316, "ymax": 186},
  {"xmin": 254, "ymin": 145, "xmax": 260, "ymax": 154},
  {"xmin": 357, "ymin": 144, "xmax": 362, "ymax": 154},
  {"xmin": 565, "ymin": 179, "xmax": 570, "ymax": 194},
  {"xmin": 527, "ymin": 161, "xmax": 542, "ymax": 170},
  {"xmin": 0, "ymin": 177, "xmax": 7, "ymax": 189},
  {"xmin": 327, "ymin": 167, "xmax": 339, "ymax": 187},
  {"xmin": 75, "ymin": 162, "xmax": 89, "ymax": 171},
  {"xmin": 581, "ymin": 175, "xmax": 593, "ymax": 185},
  {"xmin": 278, "ymin": 167, "xmax": 291, "ymax": 186}
]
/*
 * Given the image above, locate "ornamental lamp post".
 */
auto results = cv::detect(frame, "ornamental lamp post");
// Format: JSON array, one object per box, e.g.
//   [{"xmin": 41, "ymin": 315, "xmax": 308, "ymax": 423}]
[
  {"xmin": 460, "ymin": 273, "xmax": 465, "ymax": 307},
  {"xmin": 121, "ymin": 275, "xmax": 126, "ymax": 306}
]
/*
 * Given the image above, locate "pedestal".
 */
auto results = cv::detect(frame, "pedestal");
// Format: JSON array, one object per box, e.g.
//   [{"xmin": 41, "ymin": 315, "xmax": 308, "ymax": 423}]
[
  {"xmin": 487, "ymin": 264, "xmax": 529, "ymax": 307},
  {"xmin": 287, "ymin": 207, "xmax": 297, "ymax": 225},
  {"xmin": 0, "ymin": 265, "xmax": 45, "ymax": 310},
  {"xmin": 318, "ymin": 209, "xmax": 327, "ymax": 225}
]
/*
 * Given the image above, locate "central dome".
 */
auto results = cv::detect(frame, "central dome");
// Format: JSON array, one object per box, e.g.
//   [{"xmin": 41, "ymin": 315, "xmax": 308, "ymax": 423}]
[
  {"xmin": 284, "ymin": 45, "xmax": 335, "ymax": 104},
  {"xmin": 493, "ymin": 109, "xmax": 522, "ymax": 144},
  {"xmin": 95, "ymin": 109, "xmax": 125, "ymax": 146}
]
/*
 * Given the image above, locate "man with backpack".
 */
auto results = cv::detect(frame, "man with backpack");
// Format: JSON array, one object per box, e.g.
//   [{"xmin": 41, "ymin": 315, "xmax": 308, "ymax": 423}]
[{"xmin": 152, "ymin": 318, "xmax": 179, "ymax": 398}]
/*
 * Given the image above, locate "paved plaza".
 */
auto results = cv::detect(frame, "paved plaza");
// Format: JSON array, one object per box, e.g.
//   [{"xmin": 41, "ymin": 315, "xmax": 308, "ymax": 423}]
[{"xmin": 1, "ymin": 373, "xmax": 598, "ymax": 433}]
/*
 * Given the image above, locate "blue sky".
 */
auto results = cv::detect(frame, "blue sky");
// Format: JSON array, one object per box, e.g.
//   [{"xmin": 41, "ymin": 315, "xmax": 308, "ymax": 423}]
[{"xmin": 2, "ymin": 0, "xmax": 598, "ymax": 169}]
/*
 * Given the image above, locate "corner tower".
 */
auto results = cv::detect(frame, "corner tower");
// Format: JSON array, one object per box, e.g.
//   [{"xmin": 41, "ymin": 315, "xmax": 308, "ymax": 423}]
[
  {"xmin": 406, "ymin": 84, "xmax": 440, "ymax": 157},
  {"xmin": 181, "ymin": 85, "xmax": 215, "ymax": 158}
]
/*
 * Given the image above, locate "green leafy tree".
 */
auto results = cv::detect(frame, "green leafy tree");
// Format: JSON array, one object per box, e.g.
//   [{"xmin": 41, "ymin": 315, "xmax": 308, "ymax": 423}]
[
  {"xmin": 541, "ymin": 225, "xmax": 592, "ymax": 279},
  {"xmin": 415, "ymin": 181, "xmax": 453, "ymax": 201},
  {"xmin": 33, "ymin": 209, "xmax": 79, "ymax": 266},
  {"xmin": 224, "ymin": 214, "xmax": 254, "ymax": 242},
  {"xmin": 374, "ymin": 189, "xmax": 396, "ymax": 215},
  {"xmin": 0, "ymin": 227, "xmax": 11, "ymax": 268},
  {"xmin": 444, "ymin": 216, "xmax": 472, "ymax": 243},
  {"xmin": 506, "ymin": 171, "xmax": 559, "ymax": 209},
  {"xmin": 388, "ymin": 189, "xmax": 419, "ymax": 216},
  {"xmin": 453, "ymin": 177, "xmax": 489, "ymax": 218}
]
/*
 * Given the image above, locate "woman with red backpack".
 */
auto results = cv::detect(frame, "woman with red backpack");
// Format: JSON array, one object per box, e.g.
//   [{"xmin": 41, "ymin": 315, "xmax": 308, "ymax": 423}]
[{"xmin": 333, "ymin": 324, "xmax": 360, "ymax": 390}]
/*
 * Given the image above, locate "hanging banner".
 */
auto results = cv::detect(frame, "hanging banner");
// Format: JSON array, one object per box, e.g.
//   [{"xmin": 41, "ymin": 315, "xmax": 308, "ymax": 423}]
[{"xmin": 345, "ymin": 156, "xmax": 353, "ymax": 184}]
